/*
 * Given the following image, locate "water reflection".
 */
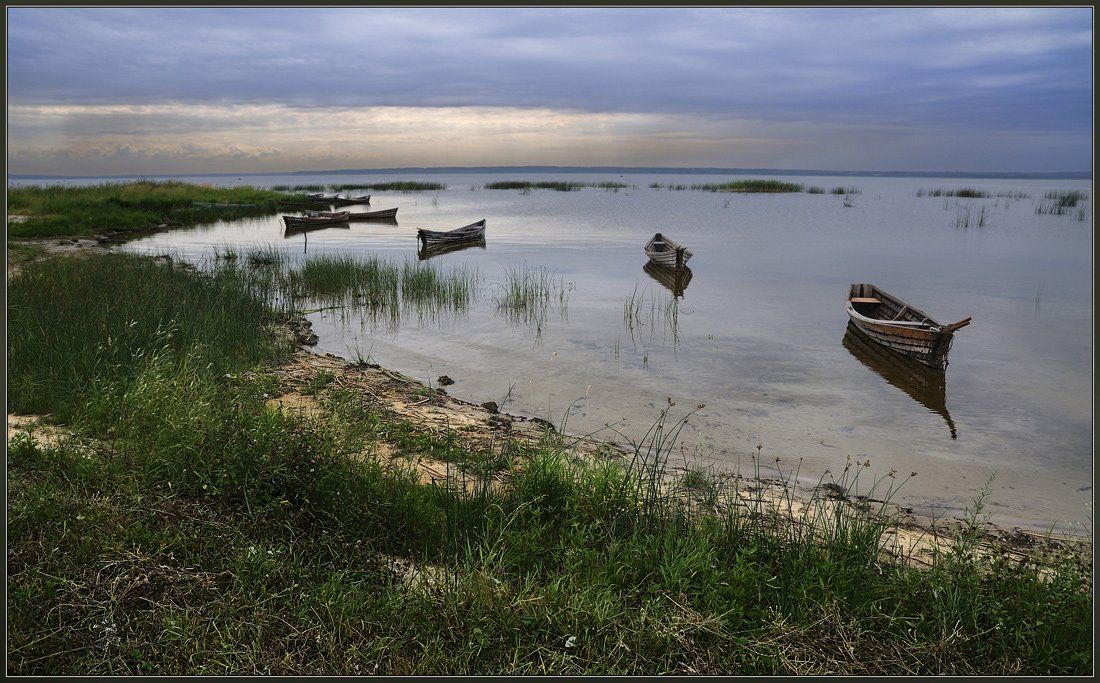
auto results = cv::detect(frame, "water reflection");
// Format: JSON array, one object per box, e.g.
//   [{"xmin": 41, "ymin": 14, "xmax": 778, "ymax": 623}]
[
  {"xmin": 842, "ymin": 322, "xmax": 957, "ymax": 439},
  {"xmin": 418, "ymin": 237, "xmax": 486, "ymax": 261},
  {"xmin": 282, "ymin": 223, "xmax": 351, "ymax": 253},
  {"xmin": 643, "ymin": 261, "xmax": 693, "ymax": 298}
]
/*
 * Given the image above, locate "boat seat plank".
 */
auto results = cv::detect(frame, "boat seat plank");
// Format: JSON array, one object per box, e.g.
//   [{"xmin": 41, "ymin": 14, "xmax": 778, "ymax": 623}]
[{"xmin": 850, "ymin": 297, "xmax": 882, "ymax": 304}]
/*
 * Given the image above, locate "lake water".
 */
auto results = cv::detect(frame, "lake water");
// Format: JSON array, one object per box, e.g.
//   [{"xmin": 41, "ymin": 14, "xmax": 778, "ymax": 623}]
[{"xmin": 50, "ymin": 171, "xmax": 1092, "ymax": 534}]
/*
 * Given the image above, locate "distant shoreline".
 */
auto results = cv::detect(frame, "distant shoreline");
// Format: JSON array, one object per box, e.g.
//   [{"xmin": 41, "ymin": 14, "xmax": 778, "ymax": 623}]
[{"xmin": 8, "ymin": 166, "xmax": 1092, "ymax": 181}]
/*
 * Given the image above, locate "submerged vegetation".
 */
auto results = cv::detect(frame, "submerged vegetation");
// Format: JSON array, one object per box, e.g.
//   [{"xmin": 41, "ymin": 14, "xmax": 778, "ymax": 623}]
[
  {"xmin": 6, "ymin": 250, "xmax": 1093, "ymax": 675},
  {"xmin": 7, "ymin": 181, "xmax": 301, "ymax": 238},
  {"xmin": 493, "ymin": 263, "xmax": 570, "ymax": 336},
  {"xmin": 1035, "ymin": 190, "xmax": 1090, "ymax": 220}
]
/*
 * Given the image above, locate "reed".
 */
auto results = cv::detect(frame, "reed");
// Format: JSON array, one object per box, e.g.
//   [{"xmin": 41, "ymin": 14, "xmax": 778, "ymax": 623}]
[
  {"xmin": 916, "ymin": 188, "xmax": 990, "ymax": 198},
  {"xmin": 1035, "ymin": 191, "xmax": 1089, "ymax": 216},
  {"xmin": 7, "ymin": 181, "xmax": 301, "ymax": 238},
  {"xmin": 806, "ymin": 186, "xmax": 826, "ymax": 194},
  {"xmin": 690, "ymin": 179, "xmax": 804, "ymax": 193},
  {"xmin": 289, "ymin": 254, "xmax": 479, "ymax": 329},
  {"xmin": 483, "ymin": 180, "xmax": 633, "ymax": 192},
  {"xmin": 361, "ymin": 181, "xmax": 446, "ymax": 192},
  {"xmin": 493, "ymin": 263, "xmax": 568, "ymax": 334}
]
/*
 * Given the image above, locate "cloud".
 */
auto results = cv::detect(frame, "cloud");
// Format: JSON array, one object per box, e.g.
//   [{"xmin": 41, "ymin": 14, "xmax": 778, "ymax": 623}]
[
  {"xmin": 5, "ymin": 7, "xmax": 1092, "ymax": 173},
  {"xmin": 7, "ymin": 103, "xmax": 1090, "ymax": 175}
]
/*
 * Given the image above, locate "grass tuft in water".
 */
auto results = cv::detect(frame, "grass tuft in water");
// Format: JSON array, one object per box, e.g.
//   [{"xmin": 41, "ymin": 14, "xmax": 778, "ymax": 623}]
[{"xmin": 691, "ymin": 179, "xmax": 804, "ymax": 193}]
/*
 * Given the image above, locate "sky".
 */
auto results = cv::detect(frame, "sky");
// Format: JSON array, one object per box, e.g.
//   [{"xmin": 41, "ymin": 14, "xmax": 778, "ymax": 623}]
[{"xmin": 5, "ymin": 7, "xmax": 1094, "ymax": 175}]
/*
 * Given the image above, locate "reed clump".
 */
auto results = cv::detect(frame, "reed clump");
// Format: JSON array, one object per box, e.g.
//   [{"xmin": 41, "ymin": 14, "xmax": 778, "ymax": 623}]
[
  {"xmin": 361, "ymin": 181, "xmax": 446, "ymax": 192},
  {"xmin": 493, "ymin": 263, "xmax": 569, "ymax": 334},
  {"xmin": 1035, "ymin": 191, "xmax": 1090, "ymax": 217},
  {"xmin": 484, "ymin": 180, "xmax": 633, "ymax": 192},
  {"xmin": 690, "ymin": 179, "xmax": 804, "ymax": 193},
  {"xmin": 288, "ymin": 254, "xmax": 479, "ymax": 328},
  {"xmin": 917, "ymin": 188, "xmax": 990, "ymax": 198}
]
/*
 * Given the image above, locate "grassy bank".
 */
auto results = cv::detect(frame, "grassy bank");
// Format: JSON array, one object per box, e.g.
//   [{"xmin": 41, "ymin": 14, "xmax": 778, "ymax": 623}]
[
  {"xmin": 7, "ymin": 252, "xmax": 1092, "ymax": 675},
  {"xmin": 7, "ymin": 181, "xmax": 305, "ymax": 239}
]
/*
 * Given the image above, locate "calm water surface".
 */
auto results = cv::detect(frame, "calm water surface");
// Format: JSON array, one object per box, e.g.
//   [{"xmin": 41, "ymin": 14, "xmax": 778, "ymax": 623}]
[{"xmin": 98, "ymin": 172, "xmax": 1091, "ymax": 533}]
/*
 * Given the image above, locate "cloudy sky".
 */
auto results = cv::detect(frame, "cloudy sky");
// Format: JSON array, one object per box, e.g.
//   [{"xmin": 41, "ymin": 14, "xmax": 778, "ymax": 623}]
[{"xmin": 6, "ymin": 7, "xmax": 1093, "ymax": 175}]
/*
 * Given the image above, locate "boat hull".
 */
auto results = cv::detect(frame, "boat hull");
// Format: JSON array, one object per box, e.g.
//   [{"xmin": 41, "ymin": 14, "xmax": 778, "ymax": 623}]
[
  {"xmin": 347, "ymin": 208, "xmax": 398, "ymax": 220},
  {"xmin": 644, "ymin": 232, "xmax": 693, "ymax": 269},
  {"xmin": 333, "ymin": 196, "xmax": 371, "ymax": 207},
  {"xmin": 282, "ymin": 211, "xmax": 350, "ymax": 229},
  {"xmin": 418, "ymin": 219, "xmax": 486, "ymax": 246},
  {"xmin": 846, "ymin": 283, "xmax": 957, "ymax": 369}
]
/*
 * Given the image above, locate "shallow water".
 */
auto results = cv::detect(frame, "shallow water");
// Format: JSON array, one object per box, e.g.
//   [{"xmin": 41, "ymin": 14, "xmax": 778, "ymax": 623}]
[{"xmin": 97, "ymin": 172, "xmax": 1092, "ymax": 534}]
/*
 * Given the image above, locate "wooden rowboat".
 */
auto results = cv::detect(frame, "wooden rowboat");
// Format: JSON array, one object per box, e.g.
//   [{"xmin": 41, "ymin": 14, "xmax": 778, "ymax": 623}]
[
  {"xmin": 347, "ymin": 207, "xmax": 398, "ymax": 220},
  {"xmin": 333, "ymin": 195, "xmax": 371, "ymax": 207},
  {"xmin": 644, "ymin": 233, "xmax": 692, "ymax": 270},
  {"xmin": 846, "ymin": 283, "xmax": 971, "ymax": 369},
  {"xmin": 417, "ymin": 219, "xmax": 486, "ymax": 246},
  {"xmin": 842, "ymin": 321, "xmax": 957, "ymax": 439},
  {"xmin": 643, "ymin": 261, "xmax": 693, "ymax": 298},
  {"xmin": 282, "ymin": 211, "xmax": 351, "ymax": 229}
]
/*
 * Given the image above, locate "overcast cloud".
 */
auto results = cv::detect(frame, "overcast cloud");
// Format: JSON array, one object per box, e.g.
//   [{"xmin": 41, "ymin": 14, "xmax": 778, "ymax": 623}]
[{"xmin": 6, "ymin": 7, "xmax": 1093, "ymax": 174}]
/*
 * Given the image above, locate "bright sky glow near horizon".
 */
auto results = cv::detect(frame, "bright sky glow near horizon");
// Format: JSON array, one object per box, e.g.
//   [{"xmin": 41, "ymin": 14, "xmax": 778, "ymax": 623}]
[{"xmin": 6, "ymin": 7, "xmax": 1094, "ymax": 175}]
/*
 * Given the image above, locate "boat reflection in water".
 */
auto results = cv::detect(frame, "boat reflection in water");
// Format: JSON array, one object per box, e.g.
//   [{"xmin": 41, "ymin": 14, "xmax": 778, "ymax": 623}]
[
  {"xmin": 417, "ymin": 237, "xmax": 486, "ymax": 261},
  {"xmin": 842, "ymin": 321, "xmax": 957, "ymax": 439},
  {"xmin": 282, "ymin": 222, "xmax": 350, "ymax": 253},
  {"xmin": 643, "ymin": 261, "xmax": 693, "ymax": 298}
]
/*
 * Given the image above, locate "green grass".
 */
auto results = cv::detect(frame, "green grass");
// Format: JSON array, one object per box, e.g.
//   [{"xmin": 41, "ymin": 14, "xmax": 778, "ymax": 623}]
[
  {"xmin": 7, "ymin": 181, "xmax": 304, "ymax": 238},
  {"xmin": 7, "ymin": 251, "xmax": 1093, "ymax": 675},
  {"xmin": 7, "ymin": 252, "xmax": 293, "ymax": 422}
]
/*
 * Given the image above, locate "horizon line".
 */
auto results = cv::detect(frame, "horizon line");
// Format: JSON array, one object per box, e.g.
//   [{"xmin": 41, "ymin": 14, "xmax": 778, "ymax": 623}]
[{"xmin": 8, "ymin": 165, "xmax": 1092, "ymax": 181}]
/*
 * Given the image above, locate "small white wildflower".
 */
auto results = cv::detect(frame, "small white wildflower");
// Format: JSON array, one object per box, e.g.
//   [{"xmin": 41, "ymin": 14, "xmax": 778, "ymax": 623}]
[{"xmin": 565, "ymin": 635, "xmax": 577, "ymax": 649}]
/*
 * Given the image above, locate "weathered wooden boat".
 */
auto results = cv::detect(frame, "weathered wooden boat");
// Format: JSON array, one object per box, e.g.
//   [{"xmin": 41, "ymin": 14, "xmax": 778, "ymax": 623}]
[
  {"xmin": 282, "ymin": 211, "xmax": 351, "ymax": 229},
  {"xmin": 846, "ymin": 283, "xmax": 971, "ymax": 369},
  {"xmin": 347, "ymin": 207, "xmax": 398, "ymax": 220},
  {"xmin": 417, "ymin": 237, "xmax": 486, "ymax": 261},
  {"xmin": 842, "ymin": 321, "xmax": 956, "ymax": 439},
  {"xmin": 644, "ymin": 233, "xmax": 693, "ymax": 269},
  {"xmin": 643, "ymin": 261, "xmax": 693, "ymax": 298},
  {"xmin": 332, "ymin": 195, "xmax": 371, "ymax": 207},
  {"xmin": 417, "ymin": 219, "xmax": 486, "ymax": 246}
]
